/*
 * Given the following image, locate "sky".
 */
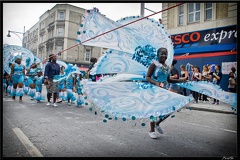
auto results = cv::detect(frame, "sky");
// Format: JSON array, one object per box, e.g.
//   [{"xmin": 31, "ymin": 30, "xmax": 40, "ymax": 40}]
[{"xmin": 3, "ymin": 3, "xmax": 162, "ymax": 46}]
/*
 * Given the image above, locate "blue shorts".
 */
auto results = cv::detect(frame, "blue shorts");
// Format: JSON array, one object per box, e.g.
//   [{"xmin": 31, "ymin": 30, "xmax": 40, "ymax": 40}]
[
  {"xmin": 58, "ymin": 84, "xmax": 64, "ymax": 90},
  {"xmin": 12, "ymin": 75, "xmax": 24, "ymax": 84},
  {"xmin": 36, "ymin": 84, "xmax": 42, "ymax": 92},
  {"xmin": 66, "ymin": 84, "xmax": 73, "ymax": 90},
  {"xmin": 27, "ymin": 78, "xmax": 35, "ymax": 85},
  {"xmin": 169, "ymin": 83, "xmax": 179, "ymax": 91}
]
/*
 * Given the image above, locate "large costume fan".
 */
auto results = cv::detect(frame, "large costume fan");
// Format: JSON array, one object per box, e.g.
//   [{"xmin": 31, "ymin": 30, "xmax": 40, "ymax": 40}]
[
  {"xmin": 73, "ymin": 8, "xmax": 238, "ymax": 121},
  {"xmin": 76, "ymin": 8, "xmax": 194, "ymax": 121},
  {"xmin": 3, "ymin": 45, "xmax": 35, "ymax": 74}
]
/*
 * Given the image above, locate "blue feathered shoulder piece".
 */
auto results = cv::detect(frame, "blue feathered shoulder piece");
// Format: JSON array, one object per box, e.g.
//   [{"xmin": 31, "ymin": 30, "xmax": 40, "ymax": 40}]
[{"xmin": 53, "ymin": 63, "xmax": 81, "ymax": 82}]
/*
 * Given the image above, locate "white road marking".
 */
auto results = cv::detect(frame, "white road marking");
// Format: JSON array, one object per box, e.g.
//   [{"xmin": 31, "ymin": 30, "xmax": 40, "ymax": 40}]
[
  {"xmin": 183, "ymin": 122, "xmax": 237, "ymax": 134},
  {"xmin": 12, "ymin": 127, "xmax": 44, "ymax": 157},
  {"xmin": 219, "ymin": 128, "xmax": 237, "ymax": 133},
  {"xmin": 3, "ymin": 98, "xmax": 14, "ymax": 102}
]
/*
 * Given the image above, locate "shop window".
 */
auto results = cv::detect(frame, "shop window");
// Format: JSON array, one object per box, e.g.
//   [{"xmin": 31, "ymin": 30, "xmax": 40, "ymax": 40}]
[
  {"xmin": 205, "ymin": 3, "xmax": 212, "ymax": 20},
  {"xmin": 188, "ymin": 3, "xmax": 201, "ymax": 23}
]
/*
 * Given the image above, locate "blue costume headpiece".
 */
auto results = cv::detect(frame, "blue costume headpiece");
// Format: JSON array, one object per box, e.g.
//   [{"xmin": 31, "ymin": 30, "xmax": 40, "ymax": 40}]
[{"xmin": 14, "ymin": 54, "xmax": 22, "ymax": 61}]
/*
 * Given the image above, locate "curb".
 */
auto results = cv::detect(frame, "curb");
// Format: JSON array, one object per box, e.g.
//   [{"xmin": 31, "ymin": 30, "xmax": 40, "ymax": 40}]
[{"xmin": 186, "ymin": 106, "xmax": 235, "ymax": 114}]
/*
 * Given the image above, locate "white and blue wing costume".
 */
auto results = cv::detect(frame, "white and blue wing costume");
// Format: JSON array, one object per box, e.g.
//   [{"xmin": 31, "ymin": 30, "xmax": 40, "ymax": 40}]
[
  {"xmin": 3, "ymin": 45, "xmax": 35, "ymax": 74},
  {"xmin": 76, "ymin": 8, "xmax": 237, "ymax": 121}
]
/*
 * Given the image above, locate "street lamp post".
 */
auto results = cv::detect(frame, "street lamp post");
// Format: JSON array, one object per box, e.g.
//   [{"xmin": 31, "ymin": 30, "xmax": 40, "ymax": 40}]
[
  {"xmin": 7, "ymin": 30, "xmax": 24, "ymax": 46},
  {"xmin": 140, "ymin": 3, "xmax": 145, "ymax": 17}
]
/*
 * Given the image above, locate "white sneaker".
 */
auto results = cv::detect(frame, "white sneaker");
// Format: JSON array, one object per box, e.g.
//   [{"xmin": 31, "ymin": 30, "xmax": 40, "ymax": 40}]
[
  {"xmin": 46, "ymin": 102, "xmax": 51, "ymax": 106},
  {"xmin": 71, "ymin": 101, "xmax": 75, "ymax": 104},
  {"xmin": 68, "ymin": 103, "xmax": 71, "ymax": 106},
  {"xmin": 156, "ymin": 125, "xmax": 163, "ymax": 134},
  {"xmin": 56, "ymin": 98, "xmax": 62, "ymax": 103},
  {"xmin": 149, "ymin": 132, "xmax": 157, "ymax": 139},
  {"xmin": 53, "ymin": 103, "xmax": 57, "ymax": 107}
]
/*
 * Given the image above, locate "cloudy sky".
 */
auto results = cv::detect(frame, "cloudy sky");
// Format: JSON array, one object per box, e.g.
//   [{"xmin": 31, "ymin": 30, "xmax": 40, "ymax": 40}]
[{"xmin": 3, "ymin": 3, "xmax": 162, "ymax": 46}]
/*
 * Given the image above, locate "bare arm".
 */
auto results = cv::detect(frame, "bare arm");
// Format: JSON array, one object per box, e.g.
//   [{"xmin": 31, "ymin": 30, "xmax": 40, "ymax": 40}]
[
  {"xmin": 74, "ymin": 76, "xmax": 76, "ymax": 91},
  {"xmin": 229, "ymin": 79, "xmax": 237, "ymax": 85},
  {"xmin": 146, "ymin": 63, "xmax": 159, "ymax": 86},
  {"xmin": 170, "ymin": 74, "xmax": 178, "ymax": 79},
  {"xmin": 22, "ymin": 66, "xmax": 26, "ymax": 76},
  {"xmin": 167, "ymin": 75, "xmax": 184, "ymax": 83},
  {"xmin": 10, "ymin": 64, "xmax": 15, "ymax": 76},
  {"xmin": 197, "ymin": 73, "xmax": 202, "ymax": 81},
  {"xmin": 26, "ymin": 68, "xmax": 31, "ymax": 75},
  {"xmin": 180, "ymin": 71, "xmax": 189, "ymax": 80}
]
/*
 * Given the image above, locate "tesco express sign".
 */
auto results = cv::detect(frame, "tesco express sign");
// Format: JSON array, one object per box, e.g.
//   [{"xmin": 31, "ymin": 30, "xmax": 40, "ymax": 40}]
[{"xmin": 171, "ymin": 25, "xmax": 237, "ymax": 46}]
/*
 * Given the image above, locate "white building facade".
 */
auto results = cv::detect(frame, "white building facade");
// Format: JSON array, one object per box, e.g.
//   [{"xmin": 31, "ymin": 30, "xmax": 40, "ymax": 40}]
[{"xmin": 23, "ymin": 4, "xmax": 106, "ymax": 69}]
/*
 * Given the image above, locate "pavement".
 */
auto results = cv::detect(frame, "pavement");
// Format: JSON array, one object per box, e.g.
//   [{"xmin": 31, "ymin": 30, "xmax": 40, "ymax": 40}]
[{"xmin": 184, "ymin": 98, "xmax": 236, "ymax": 115}]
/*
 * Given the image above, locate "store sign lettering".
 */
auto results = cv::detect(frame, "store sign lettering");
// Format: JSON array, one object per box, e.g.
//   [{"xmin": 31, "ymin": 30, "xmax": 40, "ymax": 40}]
[
  {"xmin": 171, "ymin": 25, "xmax": 237, "ymax": 54},
  {"xmin": 204, "ymin": 30, "xmax": 237, "ymax": 43},
  {"xmin": 171, "ymin": 25, "xmax": 237, "ymax": 46},
  {"xmin": 171, "ymin": 32, "xmax": 200, "ymax": 44}
]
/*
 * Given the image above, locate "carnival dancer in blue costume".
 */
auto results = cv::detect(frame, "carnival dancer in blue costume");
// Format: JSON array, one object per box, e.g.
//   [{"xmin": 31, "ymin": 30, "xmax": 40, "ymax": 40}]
[
  {"xmin": 7, "ymin": 78, "xmax": 13, "ymax": 97},
  {"xmin": 58, "ymin": 66, "xmax": 66, "ymax": 101},
  {"xmin": 26, "ymin": 63, "xmax": 38, "ymax": 100},
  {"xmin": 34, "ymin": 69, "xmax": 45, "ymax": 102},
  {"xmin": 146, "ymin": 47, "xmax": 186, "ymax": 139},
  {"xmin": 6, "ymin": 63, "xmax": 13, "ymax": 97},
  {"xmin": 9, "ymin": 54, "xmax": 25, "ymax": 102},
  {"xmin": 3, "ymin": 71, "xmax": 9, "ymax": 95},
  {"xmin": 65, "ymin": 73, "xmax": 76, "ymax": 106},
  {"xmin": 75, "ymin": 73, "xmax": 85, "ymax": 107},
  {"xmin": 23, "ymin": 76, "xmax": 30, "ymax": 95},
  {"xmin": 66, "ymin": 7, "xmax": 236, "ymax": 139}
]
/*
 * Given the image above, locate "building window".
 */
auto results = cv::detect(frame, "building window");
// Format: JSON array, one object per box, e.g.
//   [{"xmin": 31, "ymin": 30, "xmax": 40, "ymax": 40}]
[
  {"xmin": 40, "ymin": 35, "xmax": 43, "ymax": 43},
  {"xmin": 57, "ymin": 45, "xmax": 63, "ymax": 53},
  {"xmin": 48, "ymin": 30, "xmax": 53, "ymax": 39},
  {"xmin": 50, "ymin": 14, "xmax": 55, "ymax": 23},
  {"xmin": 205, "ymin": 3, "xmax": 212, "ymax": 20},
  {"xmin": 57, "ymin": 28, "xmax": 64, "ymax": 37},
  {"xmin": 58, "ymin": 11, "xmax": 65, "ymax": 20},
  {"xmin": 188, "ymin": 3, "xmax": 201, "ymax": 23},
  {"xmin": 178, "ymin": 5, "xmax": 184, "ymax": 25},
  {"xmin": 40, "ymin": 22, "xmax": 45, "ymax": 29},
  {"xmin": 85, "ymin": 49, "xmax": 91, "ymax": 61},
  {"xmin": 48, "ymin": 48, "xmax": 53, "ymax": 55}
]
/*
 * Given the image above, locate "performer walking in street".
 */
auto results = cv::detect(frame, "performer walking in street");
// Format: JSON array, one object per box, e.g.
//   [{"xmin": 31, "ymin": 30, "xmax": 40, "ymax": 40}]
[
  {"xmin": 10, "ymin": 55, "xmax": 26, "ymax": 102},
  {"xmin": 146, "ymin": 47, "xmax": 186, "ymax": 139},
  {"xmin": 44, "ymin": 54, "xmax": 60, "ymax": 107}
]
